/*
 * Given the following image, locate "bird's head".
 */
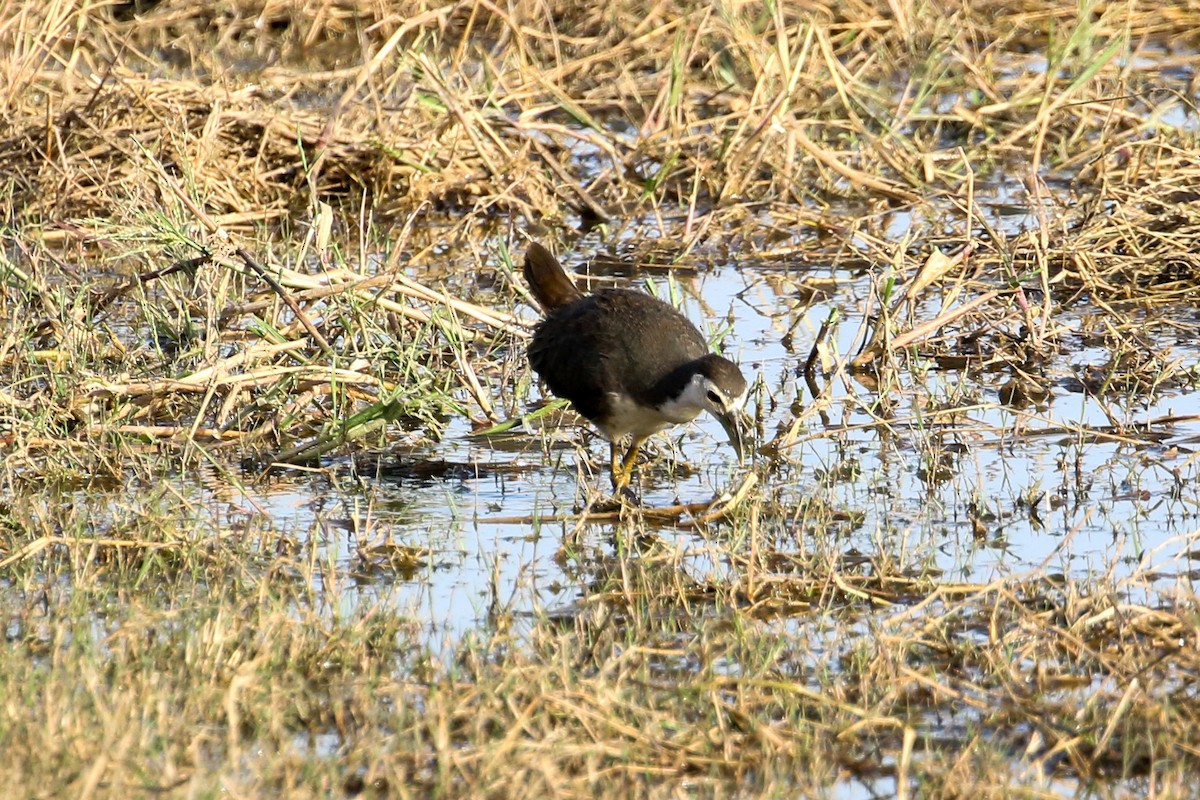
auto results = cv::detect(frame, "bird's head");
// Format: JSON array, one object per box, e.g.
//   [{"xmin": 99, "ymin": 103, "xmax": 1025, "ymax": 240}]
[{"xmin": 672, "ymin": 355, "xmax": 750, "ymax": 458}]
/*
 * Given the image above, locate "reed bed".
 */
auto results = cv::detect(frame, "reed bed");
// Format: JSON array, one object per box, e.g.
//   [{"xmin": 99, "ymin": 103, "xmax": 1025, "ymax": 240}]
[{"xmin": 2, "ymin": 0, "xmax": 1200, "ymax": 797}]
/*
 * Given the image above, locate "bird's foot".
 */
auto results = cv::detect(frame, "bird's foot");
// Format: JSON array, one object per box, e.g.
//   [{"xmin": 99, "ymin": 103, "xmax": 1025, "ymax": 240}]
[
  {"xmin": 587, "ymin": 485, "xmax": 642, "ymax": 513},
  {"xmin": 615, "ymin": 485, "xmax": 642, "ymax": 506}
]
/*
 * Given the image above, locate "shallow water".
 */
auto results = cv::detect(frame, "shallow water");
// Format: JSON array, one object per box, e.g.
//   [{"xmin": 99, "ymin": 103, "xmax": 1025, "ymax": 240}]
[{"xmin": 184, "ymin": 220, "xmax": 1200, "ymax": 645}]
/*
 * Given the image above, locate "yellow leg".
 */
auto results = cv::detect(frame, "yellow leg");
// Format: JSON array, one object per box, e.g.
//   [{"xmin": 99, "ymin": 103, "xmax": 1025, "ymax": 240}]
[{"xmin": 610, "ymin": 435, "xmax": 647, "ymax": 490}]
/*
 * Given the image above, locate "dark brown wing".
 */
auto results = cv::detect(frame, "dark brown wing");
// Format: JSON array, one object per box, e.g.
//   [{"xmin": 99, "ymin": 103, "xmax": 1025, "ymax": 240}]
[
  {"xmin": 524, "ymin": 243, "xmax": 584, "ymax": 313},
  {"xmin": 528, "ymin": 289, "xmax": 709, "ymax": 428}
]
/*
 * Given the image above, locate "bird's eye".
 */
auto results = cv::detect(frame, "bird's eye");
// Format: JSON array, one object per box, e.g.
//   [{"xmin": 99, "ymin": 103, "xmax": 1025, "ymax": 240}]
[{"xmin": 706, "ymin": 390, "xmax": 721, "ymax": 405}]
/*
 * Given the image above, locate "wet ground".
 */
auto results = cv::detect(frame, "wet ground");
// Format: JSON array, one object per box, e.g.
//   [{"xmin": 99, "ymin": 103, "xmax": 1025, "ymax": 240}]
[
  {"xmin": 11, "ymin": 6, "xmax": 1200, "ymax": 794},
  {"xmin": 166, "ymin": 200, "xmax": 1200, "ymax": 647}
]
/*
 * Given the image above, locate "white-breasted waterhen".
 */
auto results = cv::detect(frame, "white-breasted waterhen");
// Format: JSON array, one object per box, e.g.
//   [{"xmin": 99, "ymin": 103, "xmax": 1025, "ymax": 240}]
[{"xmin": 523, "ymin": 242, "xmax": 748, "ymax": 490}]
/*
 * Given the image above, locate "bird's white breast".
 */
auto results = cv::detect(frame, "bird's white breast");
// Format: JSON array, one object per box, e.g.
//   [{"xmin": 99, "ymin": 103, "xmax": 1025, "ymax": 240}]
[{"xmin": 599, "ymin": 391, "xmax": 701, "ymax": 439}]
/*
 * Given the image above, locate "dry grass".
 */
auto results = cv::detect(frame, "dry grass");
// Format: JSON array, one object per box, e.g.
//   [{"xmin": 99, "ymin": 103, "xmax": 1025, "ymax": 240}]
[
  {"xmin": 5, "ymin": 492, "xmax": 1200, "ymax": 797},
  {"xmin": 3, "ymin": 0, "xmax": 1200, "ymax": 797}
]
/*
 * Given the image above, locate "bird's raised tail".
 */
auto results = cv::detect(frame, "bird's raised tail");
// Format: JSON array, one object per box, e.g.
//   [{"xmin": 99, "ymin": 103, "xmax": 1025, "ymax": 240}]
[{"xmin": 524, "ymin": 243, "xmax": 584, "ymax": 313}]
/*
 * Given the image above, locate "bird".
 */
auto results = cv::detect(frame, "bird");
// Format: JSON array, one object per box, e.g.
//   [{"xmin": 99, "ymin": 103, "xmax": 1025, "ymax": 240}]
[{"xmin": 523, "ymin": 242, "xmax": 749, "ymax": 491}]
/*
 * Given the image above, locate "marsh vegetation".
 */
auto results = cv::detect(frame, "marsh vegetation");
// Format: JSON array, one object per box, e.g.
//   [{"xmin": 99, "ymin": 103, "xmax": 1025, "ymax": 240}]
[{"xmin": 3, "ymin": 1, "xmax": 1200, "ymax": 797}]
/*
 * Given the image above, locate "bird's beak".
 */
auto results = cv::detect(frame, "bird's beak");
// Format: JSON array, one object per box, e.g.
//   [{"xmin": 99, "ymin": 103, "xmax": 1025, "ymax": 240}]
[{"xmin": 715, "ymin": 410, "xmax": 748, "ymax": 462}]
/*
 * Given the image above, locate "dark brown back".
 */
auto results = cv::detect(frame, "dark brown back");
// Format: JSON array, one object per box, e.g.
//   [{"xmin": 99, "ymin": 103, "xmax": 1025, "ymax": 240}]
[{"xmin": 524, "ymin": 243, "xmax": 584, "ymax": 313}]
